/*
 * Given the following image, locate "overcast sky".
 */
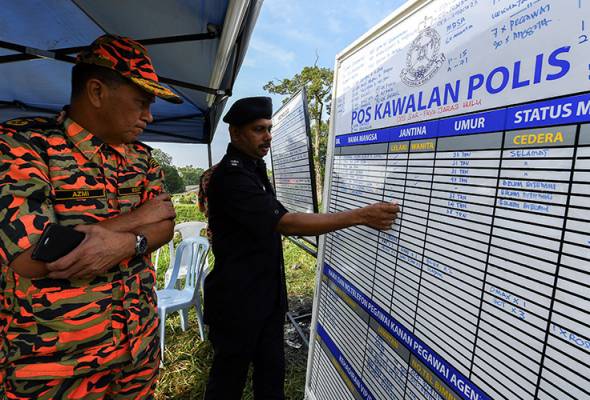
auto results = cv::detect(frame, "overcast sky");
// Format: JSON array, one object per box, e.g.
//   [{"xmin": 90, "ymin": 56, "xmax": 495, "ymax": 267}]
[{"xmin": 149, "ymin": 0, "xmax": 407, "ymax": 168}]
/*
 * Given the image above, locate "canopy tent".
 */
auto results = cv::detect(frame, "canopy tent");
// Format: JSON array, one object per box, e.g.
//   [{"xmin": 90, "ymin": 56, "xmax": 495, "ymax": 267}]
[{"xmin": 0, "ymin": 0, "xmax": 263, "ymax": 148}]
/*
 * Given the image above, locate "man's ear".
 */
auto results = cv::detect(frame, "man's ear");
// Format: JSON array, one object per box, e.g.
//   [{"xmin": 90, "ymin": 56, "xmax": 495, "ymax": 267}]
[
  {"xmin": 229, "ymin": 125, "xmax": 240, "ymax": 143},
  {"xmin": 86, "ymin": 78, "xmax": 107, "ymax": 108}
]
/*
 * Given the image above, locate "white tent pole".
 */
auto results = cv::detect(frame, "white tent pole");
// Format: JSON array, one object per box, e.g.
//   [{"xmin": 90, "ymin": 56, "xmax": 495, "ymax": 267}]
[
  {"xmin": 207, "ymin": 142, "xmax": 213, "ymax": 167},
  {"xmin": 206, "ymin": 0, "xmax": 257, "ymax": 106}
]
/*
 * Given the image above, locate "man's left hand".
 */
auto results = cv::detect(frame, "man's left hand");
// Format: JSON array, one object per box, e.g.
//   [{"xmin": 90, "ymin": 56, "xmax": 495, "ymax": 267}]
[{"xmin": 46, "ymin": 224, "xmax": 135, "ymax": 279}]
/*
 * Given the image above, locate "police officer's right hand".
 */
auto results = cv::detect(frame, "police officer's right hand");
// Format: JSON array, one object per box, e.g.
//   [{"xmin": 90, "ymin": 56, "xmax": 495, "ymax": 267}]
[
  {"xmin": 136, "ymin": 193, "xmax": 176, "ymax": 224},
  {"xmin": 357, "ymin": 202, "xmax": 400, "ymax": 230}
]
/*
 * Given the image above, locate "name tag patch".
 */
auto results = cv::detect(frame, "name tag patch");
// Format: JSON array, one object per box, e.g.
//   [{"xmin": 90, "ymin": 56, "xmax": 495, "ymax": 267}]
[
  {"xmin": 118, "ymin": 186, "xmax": 143, "ymax": 196},
  {"xmin": 55, "ymin": 189, "xmax": 106, "ymax": 200}
]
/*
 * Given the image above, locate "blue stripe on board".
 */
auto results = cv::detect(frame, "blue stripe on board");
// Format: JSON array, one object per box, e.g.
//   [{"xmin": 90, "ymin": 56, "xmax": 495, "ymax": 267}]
[{"xmin": 322, "ymin": 263, "xmax": 491, "ymax": 400}]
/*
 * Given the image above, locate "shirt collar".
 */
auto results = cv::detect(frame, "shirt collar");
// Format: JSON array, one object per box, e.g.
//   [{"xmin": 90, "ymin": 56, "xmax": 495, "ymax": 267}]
[
  {"xmin": 226, "ymin": 143, "xmax": 265, "ymax": 172},
  {"xmin": 64, "ymin": 118, "xmax": 127, "ymax": 160}
]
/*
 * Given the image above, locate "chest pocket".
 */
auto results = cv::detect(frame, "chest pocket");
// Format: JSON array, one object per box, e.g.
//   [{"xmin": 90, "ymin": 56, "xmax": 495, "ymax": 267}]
[
  {"xmin": 53, "ymin": 188, "xmax": 109, "ymax": 225},
  {"xmin": 49, "ymin": 157, "xmax": 110, "ymax": 224},
  {"xmin": 118, "ymin": 186, "xmax": 144, "ymax": 213}
]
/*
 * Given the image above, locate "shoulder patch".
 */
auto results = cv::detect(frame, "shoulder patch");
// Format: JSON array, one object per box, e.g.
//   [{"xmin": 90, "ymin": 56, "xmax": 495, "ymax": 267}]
[
  {"xmin": 148, "ymin": 157, "xmax": 160, "ymax": 169},
  {"xmin": 1, "ymin": 116, "xmax": 57, "ymax": 131}
]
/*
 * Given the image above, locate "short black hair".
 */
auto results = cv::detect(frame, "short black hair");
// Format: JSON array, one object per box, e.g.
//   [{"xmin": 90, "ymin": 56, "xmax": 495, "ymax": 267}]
[{"xmin": 71, "ymin": 63, "xmax": 130, "ymax": 100}]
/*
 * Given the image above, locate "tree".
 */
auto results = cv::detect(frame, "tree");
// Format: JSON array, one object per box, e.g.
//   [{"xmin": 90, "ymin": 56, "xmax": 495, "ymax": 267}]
[
  {"xmin": 151, "ymin": 148, "xmax": 172, "ymax": 166},
  {"xmin": 263, "ymin": 65, "xmax": 333, "ymax": 199},
  {"xmin": 161, "ymin": 165, "xmax": 185, "ymax": 194},
  {"xmin": 151, "ymin": 148, "xmax": 186, "ymax": 194},
  {"xmin": 178, "ymin": 165, "xmax": 204, "ymax": 187}
]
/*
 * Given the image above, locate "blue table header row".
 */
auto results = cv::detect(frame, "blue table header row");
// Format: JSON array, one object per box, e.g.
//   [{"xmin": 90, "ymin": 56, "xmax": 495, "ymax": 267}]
[{"xmin": 336, "ymin": 93, "xmax": 590, "ymax": 147}]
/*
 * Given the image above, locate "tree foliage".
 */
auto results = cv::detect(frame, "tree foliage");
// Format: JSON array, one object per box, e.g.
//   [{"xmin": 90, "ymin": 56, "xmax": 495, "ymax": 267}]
[
  {"xmin": 151, "ymin": 148, "xmax": 186, "ymax": 194},
  {"xmin": 161, "ymin": 165, "xmax": 185, "ymax": 194},
  {"xmin": 151, "ymin": 148, "xmax": 172, "ymax": 167},
  {"xmin": 178, "ymin": 165, "xmax": 204, "ymax": 187},
  {"xmin": 263, "ymin": 65, "xmax": 333, "ymax": 198}
]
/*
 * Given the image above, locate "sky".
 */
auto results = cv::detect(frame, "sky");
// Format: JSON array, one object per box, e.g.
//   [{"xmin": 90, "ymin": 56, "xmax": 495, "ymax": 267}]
[{"xmin": 150, "ymin": 0, "xmax": 407, "ymax": 169}]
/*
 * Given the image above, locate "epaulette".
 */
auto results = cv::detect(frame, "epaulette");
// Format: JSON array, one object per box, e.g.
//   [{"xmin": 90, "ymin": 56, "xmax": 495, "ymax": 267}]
[
  {"xmin": 148, "ymin": 156, "xmax": 160, "ymax": 169},
  {"xmin": 1, "ymin": 116, "xmax": 58, "ymax": 131},
  {"xmin": 134, "ymin": 141, "xmax": 159, "ymax": 168},
  {"xmin": 228, "ymin": 158, "xmax": 242, "ymax": 168}
]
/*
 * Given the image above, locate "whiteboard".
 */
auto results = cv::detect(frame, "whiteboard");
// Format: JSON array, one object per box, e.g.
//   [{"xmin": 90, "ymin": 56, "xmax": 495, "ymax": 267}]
[
  {"xmin": 306, "ymin": 1, "xmax": 590, "ymax": 399},
  {"xmin": 271, "ymin": 89, "xmax": 319, "ymax": 250}
]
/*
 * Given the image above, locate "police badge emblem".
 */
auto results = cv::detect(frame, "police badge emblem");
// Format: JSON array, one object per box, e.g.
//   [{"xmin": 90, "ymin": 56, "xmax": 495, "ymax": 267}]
[{"xmin": 401, "ymin": 26, "xmax": 445, "ymax": 87}]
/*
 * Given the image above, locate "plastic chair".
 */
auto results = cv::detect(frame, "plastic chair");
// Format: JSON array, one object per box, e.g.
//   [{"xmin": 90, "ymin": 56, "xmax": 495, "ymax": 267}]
[
  {"xmin": 156, "ymin": 236, "xmax": 209, "ymax": 363},
  {"xmin": 174, "ymin": 221, "xmax": 207, "ymax": 240},
  {"xmin": 153, "ymin": 221, "xmax": 208, "ymax": 286},
  {"xmin": 167, "ymin": 222, "xmax": 211, "ymax": 338}
]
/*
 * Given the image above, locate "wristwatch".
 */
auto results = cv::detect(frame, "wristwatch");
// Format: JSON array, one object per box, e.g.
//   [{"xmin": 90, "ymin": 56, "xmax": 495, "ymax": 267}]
[{"xmin": 135, "ymin": 233, "xmax": 148, "ymax": 256}]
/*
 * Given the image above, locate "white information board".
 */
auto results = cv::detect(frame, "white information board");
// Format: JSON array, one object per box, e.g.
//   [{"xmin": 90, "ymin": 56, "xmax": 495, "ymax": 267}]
[
  {"xmin": 306, "ymin": 1, "xmax": 590, "ymax": 399},
  {"xmin": 271, "ymin": 89, "xmax": 319, "ymax": 250}
]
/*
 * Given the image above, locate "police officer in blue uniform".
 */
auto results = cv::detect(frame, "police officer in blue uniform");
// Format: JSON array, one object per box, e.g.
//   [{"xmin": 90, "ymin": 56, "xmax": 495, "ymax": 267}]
[{"xmin": 204, "ymin": 96, "xmax": 399, "ymax": 400}]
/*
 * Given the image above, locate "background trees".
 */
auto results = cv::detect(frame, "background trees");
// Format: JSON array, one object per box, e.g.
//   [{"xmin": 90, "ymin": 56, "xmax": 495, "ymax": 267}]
[
  {"xmin": 178, "ymin": 166, "xmax": 205, "ymax": 187},
  {"xmin": 150, "ymin": 149, "xmax": 206, "ymax": 195}
]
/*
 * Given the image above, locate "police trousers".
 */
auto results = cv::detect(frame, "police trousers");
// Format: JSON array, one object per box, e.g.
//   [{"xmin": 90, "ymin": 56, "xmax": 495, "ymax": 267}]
[{"xmin": 204, "ymin": 309, "xmax": 285, "ymax": 400}]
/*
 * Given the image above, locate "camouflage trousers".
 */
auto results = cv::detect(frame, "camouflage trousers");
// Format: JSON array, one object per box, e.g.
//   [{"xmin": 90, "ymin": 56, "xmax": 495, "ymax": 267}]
[{"xmin": 1, "ymin": 342, "xmax": 159, "ymax": 399}]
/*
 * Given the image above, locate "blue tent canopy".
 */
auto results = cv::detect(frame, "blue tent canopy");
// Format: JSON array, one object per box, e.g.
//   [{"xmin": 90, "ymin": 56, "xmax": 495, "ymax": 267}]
[{"xmin": 0, "ymin": 0, "xmax": 263, "ymax": 144}]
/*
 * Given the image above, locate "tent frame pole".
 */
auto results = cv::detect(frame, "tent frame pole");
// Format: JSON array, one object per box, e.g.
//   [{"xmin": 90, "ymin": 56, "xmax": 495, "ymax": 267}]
[{"xmin": 207, "ymin": 143, "xmax": 213, "ymax": 167}]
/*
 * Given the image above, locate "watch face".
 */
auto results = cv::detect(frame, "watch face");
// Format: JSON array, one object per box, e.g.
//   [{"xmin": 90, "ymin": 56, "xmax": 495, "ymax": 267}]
[{"xmin": 137, "ymin": 234, "xmax": 148, "ymax": 255}]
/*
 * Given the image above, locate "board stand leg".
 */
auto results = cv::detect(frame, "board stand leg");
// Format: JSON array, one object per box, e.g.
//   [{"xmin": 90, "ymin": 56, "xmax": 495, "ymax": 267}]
[{"xmin": 286, "ymin": 311, "xmax": 312, "ymax": 348}]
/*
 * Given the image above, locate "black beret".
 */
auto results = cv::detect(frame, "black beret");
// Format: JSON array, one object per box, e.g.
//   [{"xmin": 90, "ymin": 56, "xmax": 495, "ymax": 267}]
[{"xmin": 222, "ymin": 96, "xmax": 273, "ymax": 126}]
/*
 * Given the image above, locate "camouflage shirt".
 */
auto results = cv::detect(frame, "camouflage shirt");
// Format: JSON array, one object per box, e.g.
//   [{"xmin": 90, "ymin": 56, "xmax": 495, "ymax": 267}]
[
  {"xmin": 197, "ymin": 164, "xmax": 218, "ymax": 217},
  {"xmin": 0, "ymin": 117, "xmax": 163, "ymax": 380},
  {"xmin": 198, "ymin": 164, "xmax": 218, "ymax": 241}
]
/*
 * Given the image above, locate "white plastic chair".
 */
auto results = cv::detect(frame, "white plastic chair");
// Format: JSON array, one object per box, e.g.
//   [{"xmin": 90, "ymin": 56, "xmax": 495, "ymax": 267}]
[
  {"xmin": 167, "ymin": 222, "xmax": 211, "ymax": 338},
  {"xmin": 156, "ymin": 236, "xmax": 209, "ymax": 363},
  {"xmin": 153, "ymin": 221, "xmax": 208, "ymax": 286}
]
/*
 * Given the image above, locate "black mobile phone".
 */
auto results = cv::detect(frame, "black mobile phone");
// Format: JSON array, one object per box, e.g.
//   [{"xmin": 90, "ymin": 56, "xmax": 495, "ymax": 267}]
[{"xmin": 31, "ymin": 223, "xmax": 86, "ymax": 262}]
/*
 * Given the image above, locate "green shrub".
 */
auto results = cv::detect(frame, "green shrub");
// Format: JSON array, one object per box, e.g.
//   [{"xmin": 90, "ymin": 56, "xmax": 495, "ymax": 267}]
[
  {"xmin": 176, "ymin": 192, "xmax": 198, "ymax": 205},
  {"xmin": 175, "ymin": 204, "xmax": 205, "ymax": 224}
]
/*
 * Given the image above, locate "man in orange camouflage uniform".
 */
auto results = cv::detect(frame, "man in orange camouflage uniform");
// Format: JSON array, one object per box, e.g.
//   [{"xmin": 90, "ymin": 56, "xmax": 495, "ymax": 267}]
[
  {"xmin": 0, "ymin": 35, "xmax": 182, "ymax": 399},
  {"xmin": 197, "ymin": 164, "xmax": 218, "ymax": 240},
  {"xmin": 197, "ymin": 165, "xmax": 218, "ymax": 217}
]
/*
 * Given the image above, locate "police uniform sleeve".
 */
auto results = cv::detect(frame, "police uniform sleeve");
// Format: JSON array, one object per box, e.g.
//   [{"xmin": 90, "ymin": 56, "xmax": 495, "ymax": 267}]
[
  {"xmin": 0, "ymin": 129, "xmax": 56, "ymax": 264},
  {"xmin": 218, "ymin": 172, "xmax": 288, "ymax": 236}
]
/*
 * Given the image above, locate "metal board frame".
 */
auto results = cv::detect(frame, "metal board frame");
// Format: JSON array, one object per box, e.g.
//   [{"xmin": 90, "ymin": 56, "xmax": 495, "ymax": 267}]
[{"xmin": 270, "ymin": 87, "xmax": 319, "ymax": 255}]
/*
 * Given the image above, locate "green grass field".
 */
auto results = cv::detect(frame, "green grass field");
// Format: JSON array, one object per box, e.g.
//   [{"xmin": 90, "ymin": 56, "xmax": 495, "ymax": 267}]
[{"xmin": 154, "ymin": 203, "xmax": 318, "ymax": 399}]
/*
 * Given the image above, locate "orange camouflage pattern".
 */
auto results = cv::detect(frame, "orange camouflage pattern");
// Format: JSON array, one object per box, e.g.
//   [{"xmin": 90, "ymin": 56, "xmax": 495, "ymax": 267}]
[
  {"xmin": 197, "ymin": 164, "xmax": 219, "ymax": 217},
  {"xmin": 0, "ymin": 117, "xmax": 164, "ymax": 398},
  {"xmin": 76, "ymin": 34, "xmax": 182, "ymax": 104},
  {"xmin": 3, "ymin": 342, "xmax": 158, "ymax": 399},
  {"xmin": 198, "ymin": 164, "xmax": 218, "ymax": 241}
]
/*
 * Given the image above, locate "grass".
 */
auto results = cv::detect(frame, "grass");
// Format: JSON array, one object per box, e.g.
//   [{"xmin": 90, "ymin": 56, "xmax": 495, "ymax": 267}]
[{"xmin": 153, "ymin": 203, "xmax": 318, "ymax": 399}]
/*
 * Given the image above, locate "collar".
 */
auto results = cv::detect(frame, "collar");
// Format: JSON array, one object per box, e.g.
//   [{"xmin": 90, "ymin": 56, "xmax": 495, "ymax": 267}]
[
  {"xmin": 64, "ymin": 118, "xmax": 127, "ymax": 159},
  {"xmin": 64, "ymin": 118, "xmax": 104, "ymax": 161},
  {"xmin": 109, "ymin": 144, "xmax": 127, "ymax": 158},
  {"xmin": 226, "ymin": 143, "xmax": 265, "ymax": 172}
]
